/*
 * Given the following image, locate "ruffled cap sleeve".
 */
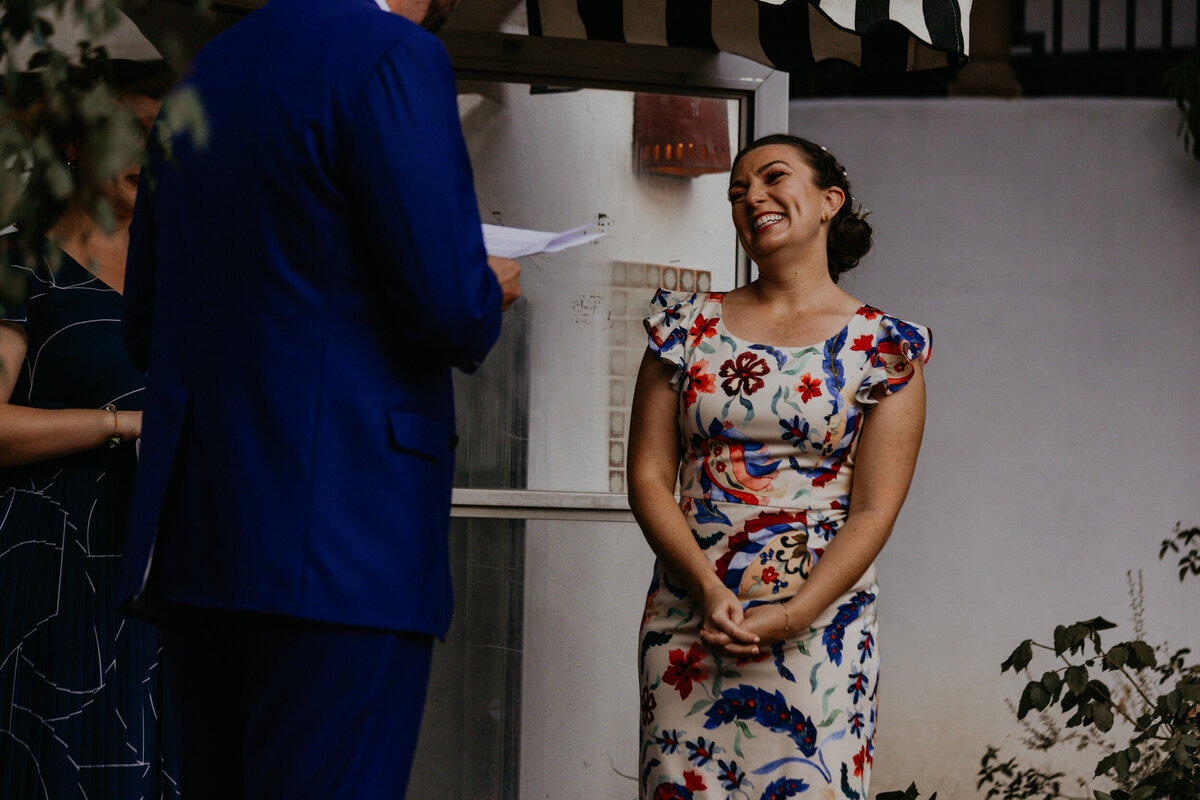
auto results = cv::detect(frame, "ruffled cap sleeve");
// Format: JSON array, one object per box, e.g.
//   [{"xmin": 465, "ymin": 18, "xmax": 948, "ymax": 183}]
[
  {"xmin": 854, "ymin": 313, "xmax": 932, "ymax": 406},
  {"xmin": 643, "ymin": 289, "xmax": 702, "ymax": 391}
]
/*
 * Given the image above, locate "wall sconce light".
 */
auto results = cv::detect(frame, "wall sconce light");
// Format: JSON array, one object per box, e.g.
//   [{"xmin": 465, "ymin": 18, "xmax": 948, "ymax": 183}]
[{"xmin": 634, "ymin": 94, "xmax": 731, "ymax": 178}]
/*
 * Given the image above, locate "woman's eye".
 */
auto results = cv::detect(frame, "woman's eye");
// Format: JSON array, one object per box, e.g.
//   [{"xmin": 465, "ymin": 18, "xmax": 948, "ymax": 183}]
[
  {"xmin": 728, "ymin": 191, "xmax": 745, "ymax": 203},
  {"xmin": 765, "ymin": 170, "xmax": 786, "ymax": 183}
]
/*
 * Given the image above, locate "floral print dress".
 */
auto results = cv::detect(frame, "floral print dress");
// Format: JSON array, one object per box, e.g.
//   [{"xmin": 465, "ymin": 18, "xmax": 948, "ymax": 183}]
[{"xmin": 638, "ymin": 290, "xmax": 930, "ymax": 800}]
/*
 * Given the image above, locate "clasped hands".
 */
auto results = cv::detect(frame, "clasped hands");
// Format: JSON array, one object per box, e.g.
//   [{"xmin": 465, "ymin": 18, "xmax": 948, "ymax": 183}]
[{"xmin": 697, "ymin": 582, "xmax": 800, "ymax": 659}]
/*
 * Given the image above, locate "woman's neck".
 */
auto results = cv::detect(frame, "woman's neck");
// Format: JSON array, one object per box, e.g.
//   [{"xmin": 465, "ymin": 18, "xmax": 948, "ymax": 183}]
[
  {"xmin": 749, "ymin": 248, "xmax": 844, "ymax": 312},
  {"xmin": 48, "ymin": 206, "xmax": 131, "ymax": 292}
]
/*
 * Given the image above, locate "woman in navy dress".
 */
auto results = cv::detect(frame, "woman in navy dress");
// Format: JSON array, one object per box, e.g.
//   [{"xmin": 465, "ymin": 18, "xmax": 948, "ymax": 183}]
[{"xmin": 0, "ymin": 61, "xmax": 179, "ymax": 799}]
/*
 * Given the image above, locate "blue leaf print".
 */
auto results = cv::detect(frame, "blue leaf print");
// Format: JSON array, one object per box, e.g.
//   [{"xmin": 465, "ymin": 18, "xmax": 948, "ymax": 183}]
[
  {"xmin": 641, "ymin": 757, "xmax": 660, "ymax": 791},
  {"xmin": 738, "ymin": 439, "xmax": 780, "ymax": 478},
  {"xmin": 821, "ymin": 327, "xmax": 847, "ymax": 416},
  {"xmin": 692, "ymin": 499, "xmax": 732, "ymax": 526},
  {"xmin": 822, "ymin": 591, "xmax": 876, "ymax": 666},
  {"xmin": 703, "ymin": 685, "xmax": 818, "ymax": 755},
  {"xmin": 758, "ymin": 777, "xmax": 810, "ymax": 798},
  {"xmin": 749, "ymin": 343, "xmax": 787, "ymax": 370},
  {"xmin": 772, "ymin": 642, "xmax": 796, "ymax": 683}
]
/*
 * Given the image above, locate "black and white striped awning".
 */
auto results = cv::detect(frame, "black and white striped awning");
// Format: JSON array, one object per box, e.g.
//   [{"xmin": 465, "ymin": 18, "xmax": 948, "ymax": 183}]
[{"xmin": 527, "ymin": 0, "xmax": 971, "ymax": 71}]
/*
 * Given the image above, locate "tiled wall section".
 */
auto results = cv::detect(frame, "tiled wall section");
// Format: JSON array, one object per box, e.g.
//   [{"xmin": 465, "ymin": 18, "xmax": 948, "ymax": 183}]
[{"xmin": 607, "ymin": 261, "xmax": 712, "ymax": 493}]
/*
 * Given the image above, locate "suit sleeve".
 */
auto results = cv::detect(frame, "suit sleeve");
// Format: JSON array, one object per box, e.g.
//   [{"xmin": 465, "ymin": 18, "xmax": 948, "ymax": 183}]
[
  {"xmin": 346, "ymin": 31, "xmax": 503, "ymax": 369},
  {"xmin": 122, "ymin": 164, "xmax": 157, "ymax": 372}
]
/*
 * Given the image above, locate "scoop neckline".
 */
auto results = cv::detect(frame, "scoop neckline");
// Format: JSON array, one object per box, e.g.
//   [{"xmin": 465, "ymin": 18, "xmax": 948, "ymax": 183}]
[{"xmin": 711, "ymin": 292, "xmax": 868, "ymax": 351}]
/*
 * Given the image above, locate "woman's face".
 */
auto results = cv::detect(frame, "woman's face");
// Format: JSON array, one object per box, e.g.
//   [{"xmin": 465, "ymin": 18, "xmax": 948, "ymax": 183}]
[
  {"xmin": 727, "ymin": 144, "xmax": 843, "ymax": 262},
  {"xmin": 100, "ymin": 93, "xmax": 162, "ymax": 218}
]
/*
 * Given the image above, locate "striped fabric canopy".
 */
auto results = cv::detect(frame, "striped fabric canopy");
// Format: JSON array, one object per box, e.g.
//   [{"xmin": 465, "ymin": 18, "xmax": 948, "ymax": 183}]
[{"xmin": 526, "ymin": 0, "xmax": 971, "ymax": 71}]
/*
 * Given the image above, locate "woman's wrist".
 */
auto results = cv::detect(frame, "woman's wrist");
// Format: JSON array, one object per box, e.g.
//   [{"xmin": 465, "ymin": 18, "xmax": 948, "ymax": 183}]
[{"xmin": 103, "ymin": 405, "xmax": 121, "ymax": 447}]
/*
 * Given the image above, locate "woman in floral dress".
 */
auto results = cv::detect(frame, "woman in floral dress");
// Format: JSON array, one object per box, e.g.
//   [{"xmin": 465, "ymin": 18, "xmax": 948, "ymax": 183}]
[{"xmin": 629, "ymin": 134, "xmax": 931, "ymax": 800}]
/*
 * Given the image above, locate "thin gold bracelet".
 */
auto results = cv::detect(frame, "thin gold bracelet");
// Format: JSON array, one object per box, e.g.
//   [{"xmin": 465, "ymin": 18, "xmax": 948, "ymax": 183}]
[
  {"xmin": 103, "ymin": 404, "xmax": 121, "ymax": 448},
  {"xmin": 782, "ymin": 604, "xmax": 790, "ymax": 639}
]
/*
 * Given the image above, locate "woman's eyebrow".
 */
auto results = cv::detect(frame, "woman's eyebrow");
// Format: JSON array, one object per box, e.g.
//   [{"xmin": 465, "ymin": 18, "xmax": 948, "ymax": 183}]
[
  {"xmin": 755, "ymin": 160, "xmax": 789, "ymax": 174},
  {"xmin": 730, "ymin": 159, "xmax": 792, "ymax": 189}
]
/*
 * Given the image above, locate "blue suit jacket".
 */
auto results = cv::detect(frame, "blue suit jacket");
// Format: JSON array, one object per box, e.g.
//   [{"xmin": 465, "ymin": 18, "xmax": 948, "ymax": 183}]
[{"xmin": 118, "ymin": 0, "xmax": 502, "ymax": 637}]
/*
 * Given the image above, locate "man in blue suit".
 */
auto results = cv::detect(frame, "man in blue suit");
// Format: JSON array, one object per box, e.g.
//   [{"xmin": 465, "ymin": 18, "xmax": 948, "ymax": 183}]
[{"xmin": 118, "ymin": 0, "xmax": 520, "ymax": 796}]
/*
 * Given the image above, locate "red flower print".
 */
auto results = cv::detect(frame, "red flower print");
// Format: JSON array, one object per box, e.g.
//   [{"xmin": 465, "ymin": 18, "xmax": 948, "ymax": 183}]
[
  {"xmin": 683, "ymin": 360, "xmax": 716, "ymax": 408},
  {"xmin": 858, "ymin": 306, "xmax": 881, "ymax": 320},
  {"xmin": 662, "ymin": 642, "xmax": 709, "ymax": 700},
  {"xmin": 683, "ymin": 771, "xmax": 707, "ymax": 792},
  {"xmin": 652, "ymin": 784, "xmax": 689, "ymax": 800},
  {"xmin": 761, "ymin": 566, "xmax": 779, "ymax": 583},
  {"xmin": 688, "ymin": 314, "xmax": 719, "ymax": 346},
  {"xmin": 853, "ymin": 744, "xmax": 873, "ymax": 778},
  {"xmin": 735, "ymin": 649, "xmax": 772, "ymax": 666},
  {"xmin": 850, "ymin": 333, "xmax": 874, "ymax": 352},
  {"xmin": 796, "ymin": 373, "xmax": 823, "ymax": 403},
  {"xmin": 719, "ymin": 352, "xmax": 770, "ymax": 396}
]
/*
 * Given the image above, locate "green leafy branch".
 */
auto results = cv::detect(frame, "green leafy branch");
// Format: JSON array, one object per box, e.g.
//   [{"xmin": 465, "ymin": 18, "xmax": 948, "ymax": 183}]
[
  {"xmin": 1165, "ymin": 55, "xmax": 1200, "ymax": 162},
  {"xmin": 1159, "ymin": 524, "xmax": 1200, "ymax": 583},
  {"xmin": 1, "ymin": 0, "xmax": 207, "ymax": 310},
  {"xmin": 1000, "ymin": 618, "xmax": 1199, "ymax": 800},
  {"xmin": 881, "ymin": 524, "xmax": 1199, "ymax": 800},
  {"xmin": 976, "ymin": 745, "xmax": 1077, "ymax": 800}
]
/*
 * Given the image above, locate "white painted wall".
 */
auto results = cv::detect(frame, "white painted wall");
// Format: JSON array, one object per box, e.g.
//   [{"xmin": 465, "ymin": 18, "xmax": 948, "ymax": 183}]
[{"xmin": 789, "ymin": 98, "xmax": 1200, "ymax": 797}]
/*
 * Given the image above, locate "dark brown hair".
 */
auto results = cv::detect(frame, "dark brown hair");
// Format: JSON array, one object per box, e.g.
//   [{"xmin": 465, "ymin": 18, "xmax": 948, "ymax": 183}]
[
  {"xmin": 105, "ymin": 59, "xmax": 176, "ymax": 101},
  {"xmin": 731, "ymin": 133, "xmax": 873, "ymax": 282}
]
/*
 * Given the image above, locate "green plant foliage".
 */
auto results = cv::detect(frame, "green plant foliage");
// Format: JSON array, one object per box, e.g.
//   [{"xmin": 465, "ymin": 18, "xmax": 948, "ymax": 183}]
[
  {"xmin": 890, "ymin": 526, "xmax": 1198, "ymax": 800},
  {"xmin": 1164, "ymin": 55, "xmax": 1200, "ymax": 162},
  {"xmin": 877, "ymin": 782, "xmax": 936, "ymax": 800},
  {"xmin": 1159, "ymin": 524, "xmax": 1200, "ymax": 582},
  {"xmin": 976, "ymin": 746, "xmax": 1067, "ymax": 800}
]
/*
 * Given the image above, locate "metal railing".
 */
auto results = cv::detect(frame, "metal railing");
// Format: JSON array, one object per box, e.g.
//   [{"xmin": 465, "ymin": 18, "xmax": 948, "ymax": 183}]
[{"xmin": 1011, "ymin": 0, "xmax": 1197, "ymax": 95}]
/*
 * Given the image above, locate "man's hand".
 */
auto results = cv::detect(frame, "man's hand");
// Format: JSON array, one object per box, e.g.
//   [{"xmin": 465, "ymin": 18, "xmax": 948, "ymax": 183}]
[{"xmin": 487, "ymin": 256, "xmax": 521, "ymax": 310}]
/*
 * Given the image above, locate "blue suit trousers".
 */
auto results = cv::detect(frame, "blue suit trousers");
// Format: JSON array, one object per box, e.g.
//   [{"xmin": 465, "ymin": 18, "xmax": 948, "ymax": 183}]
[{"xmin": 159, "ymin": 606, "xmax": 434, "ymax": 799}]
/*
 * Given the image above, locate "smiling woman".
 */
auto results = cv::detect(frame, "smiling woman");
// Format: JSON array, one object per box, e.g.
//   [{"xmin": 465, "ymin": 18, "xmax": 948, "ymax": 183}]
[{"xmin": 629, "ymin": 133, "xmax": 931, "ymax": 799}]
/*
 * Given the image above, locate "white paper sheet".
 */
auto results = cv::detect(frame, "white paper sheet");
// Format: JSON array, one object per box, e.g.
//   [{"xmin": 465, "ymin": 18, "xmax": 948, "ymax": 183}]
[{"xmin": 482, "ymin": 222, "xmax": 605, "ymax": 258}]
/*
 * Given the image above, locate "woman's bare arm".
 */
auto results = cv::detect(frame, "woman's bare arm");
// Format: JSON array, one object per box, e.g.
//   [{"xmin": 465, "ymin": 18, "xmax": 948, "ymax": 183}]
[{"xmin": 0, "ymin": 322, "xmax": 141, "ymax": 467}]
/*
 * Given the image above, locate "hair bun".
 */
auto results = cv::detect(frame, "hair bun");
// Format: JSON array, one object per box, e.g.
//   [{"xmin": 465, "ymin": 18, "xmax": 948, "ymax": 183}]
[{"xmin": 827, "ymin": 209, "xmax": 873, "ymax": 280}]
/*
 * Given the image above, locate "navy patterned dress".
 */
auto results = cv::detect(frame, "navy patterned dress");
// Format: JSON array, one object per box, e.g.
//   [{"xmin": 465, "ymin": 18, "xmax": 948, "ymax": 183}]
[{"xmin": 0, "ymin": 252, "xmax": 178, "ymax": 799}]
